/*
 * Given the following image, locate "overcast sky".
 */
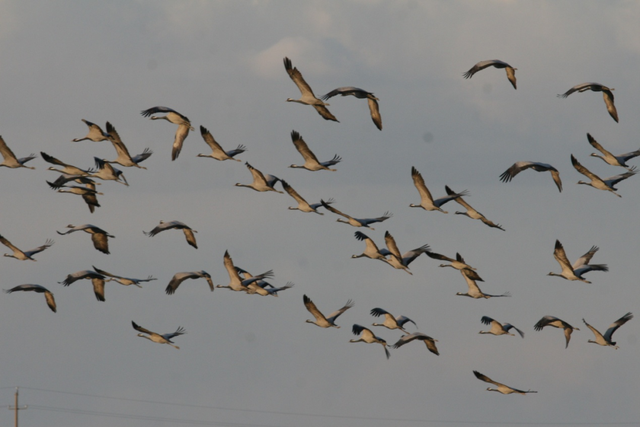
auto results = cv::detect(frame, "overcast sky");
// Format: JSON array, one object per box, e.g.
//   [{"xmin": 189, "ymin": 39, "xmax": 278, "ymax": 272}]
[{"xmin": 1, "ymin": 1, "xmax": 639, "ymax": 426}]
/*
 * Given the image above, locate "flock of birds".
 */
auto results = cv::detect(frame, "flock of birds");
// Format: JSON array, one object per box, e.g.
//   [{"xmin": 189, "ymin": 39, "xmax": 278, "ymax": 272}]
[{"xmin": 1, "ymin": 56, "xmax": 638, "ymax": 396}]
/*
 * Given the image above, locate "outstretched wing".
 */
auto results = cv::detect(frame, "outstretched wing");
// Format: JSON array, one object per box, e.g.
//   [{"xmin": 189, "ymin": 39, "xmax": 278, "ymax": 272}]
[
  {"xmin": 320, "ymin": 199, "xmax": 351, "ymax": 219},
  {"xmin": 141, "ymin": 106, "xmax": 180, "ymax": 117},
  {"xmin": 368, "ymin": 98, "xmax": 382, "ymax": 130},
  {"xmin": 571, "ymin": 154, "xmax": 600, "ymax": 182},
  {"xmin": 303, "ymin": 294, "xmax": 326, "ymax": 322},
  {"xmin": 284, "ymin": 57, "xmax": 315, "ymax": 98},
  {"xmin": 312, "ymin": 104, "xmax": 339, "ymax": 122},
  {"xmin": 411, "ymin": 166, "xmax": 434, "ymax": 202},
  {"xmin": 603, "ymin": 312, "xmax": 633, "ymax": 342},
  {"xmin": 383, "ymin": 231, "xmax": 403, "ymax": 260},
  {"xmin": 291, "ymin": 130, "xmax": 321, "ymax": 163},
  {"xmin": 572, "ymin": 246, "xmax": 599, "ymax": 269},
  {"xmin": 132, "ymin": 321, "xmax": 154, "ymax": 335},
  {"xmin": 473, "ymin": 370, "xmax": 501, "ymax": 387},
  {"xmin": 163, "ymin": 326, "xmax": 186, "ymax": 340},
  {"xmin": 327, "ymin": 299, "xmax": 354, "ymax": 322},
  {"xmin": 602, "ymin": 90, "xmax": 618, "ymax": 123},
  {"xmin": 587, "ymin": 133, "xmax": 613, "ymax": 158}
]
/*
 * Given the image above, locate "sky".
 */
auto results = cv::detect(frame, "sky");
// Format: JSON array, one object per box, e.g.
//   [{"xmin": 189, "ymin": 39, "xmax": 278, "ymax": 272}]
[{"xmin": 1, "ymin": 1, "xmax": 639, "ymax": 426}]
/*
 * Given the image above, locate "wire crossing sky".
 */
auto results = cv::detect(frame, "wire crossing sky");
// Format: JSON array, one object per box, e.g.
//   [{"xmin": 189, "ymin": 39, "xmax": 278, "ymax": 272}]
[{"xmin": 1, "ymin": 2, "xmax": 639, "ymax": 427}]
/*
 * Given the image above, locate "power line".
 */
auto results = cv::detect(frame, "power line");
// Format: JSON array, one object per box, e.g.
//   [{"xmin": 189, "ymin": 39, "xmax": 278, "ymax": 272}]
[
  {"xmin": 27, "ymin": 403, "xmax": 640, "ymax": 427},
  {"xmin": 15, "ymin": 387, "xmax": 640, "ymax": 426},
  {"xmin": 29, "ymin": 404, "xmax": 283, "ymax": 427}
]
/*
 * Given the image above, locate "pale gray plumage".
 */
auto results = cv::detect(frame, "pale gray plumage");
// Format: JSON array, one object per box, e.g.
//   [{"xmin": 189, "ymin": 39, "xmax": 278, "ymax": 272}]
[
  {"xmin": 321, "ymin": 87, "xmax": 381, "ymax": 130},
  {"xmin": 0, "ymin": 234, "xmax": 54, "ymax": 261},
  {"xmin": 289, "ymin": 130, "xmax": 341, "ymax": 171},
  {"xmin": 558, "ymin": 82, "xmax": 618, "ymax": 122},
  {"xmin": 92, "ymin": 157, "xmax": 128, "ymax": 186},
  {"xmin": 548, "ymin": 240, "xmax": 608, "ymax": 284},
  {"xmin": 104, "ymin": 122, "xmax": 152, "ymax": 169},
  {"xmin": 499, "ymin": 161, "xmax": 562, "ymax": 192},
  {"xmin": 571, "ymin": 154, "xmax": 636, "ymax": 197},
  {"xmin": 92, "ymin": 266, "xmax": 156, "ymax": 288},
  {"xmin": 0, "ymin": 135, "xmax": 35, "ymax": 169},
  {"xmin": 463, "ymin": 60, "xmax": 517, "ymax": 89},
  {"xmin": 283, "ymin": 57, "xmax": 338, "ymax": 122},
  {"xmin": 480, "ymin": 316, "xmax": 524, "ymax": 338},
  {"xmin": 349, "ymin": 324, "xmax": 390, "ymax": 360},
  {"xmin": 165, "ymin": 271, "xmax": 214, "ymax": 295},
  {"xmin": 47, "ymin": 174, "xmax": 98, "ymax": 190},
  {"xmin": 320, "ymin": 199, "xmax": 391, "ymax": 230},
  {"xmin": 281, "ymin": 180, "xmax": 326, "ymax": 214},
  {"xmin": 534, "ymin": 316, "xmax": 579, "ymax": 349},
  {"xmin": 246, "ymin": 280, "xmax": 294, "ymax": 297},
  {"xmin": 587, "ymin": 133, "xmax": 640, "ymax": 170},
  {"xmin": 236, "ymin": 162, "xmax": 283, "ymax": 193},
  {"xmin": 410, "ymin": 166, "xmax": 467, "ymax": 212},
  {"xmin": 370, "ymin": 307, "xmax": 416, "ymax": 333},
  {"xmin": 583, "ymin": 312, "xmax": 633, "ymax": 349},
  {"xmin": 141, "ymin": 106, "xmax": 194, "ymax": 160},
  {"xmin": 57, "ymin": 224, "xmax": 113, "ymax": 254},
  {"xmin": 216, "ymin": 250, "xmax": 273, "ymax": 292},
  {"xmin": 72, "ymin": 119, "xmax": 111, "ymax": 142},
  {"xmin": 51, "ymin": 181, "xmax": 102, "ymax": 213},
  {"xmin": 425, "ymin": 250, "xmax": 483, "ymax": 281},
  {"xmin": 143, "ymin": 220, "xmax": 198, "ymax": 249},
  {"xmin": 197, "ymin": 125, "xmax": 246, "ymax": 161},
  {"xmin": 303, "ymin": 294, "xmax": 353, "ymax": 329},
  {"xmin": 351, "ymin": 231, "xmax": 386, "ymax": 260},
  {"xmin": 391, "ymin": 332, "xmax": 439, "ymax": 355},
  {"xmin": 322, "ymin": 87, "xmax": 378, "ymax": 101},
  {"xmin": 41, "ymin": 151, "xmax": 93, "ymax": 176},
  {"xmin": 457, "ymin": 269, "xmax": 509, "ymax": 299},
  {"xmin": 446, "ymin": 185, "xmax": 504, "ymax": 230},
  {"xmin": 59, "ymin": 270, "xmax": 110, "ymax": 301},
  {"xmin": 473, "ymin": 371, "xmax": 536, "ymax": 395},
  {"xmin": 4, "ymin": 284, "xmax": 57, "ymax": 312},
  {"xmin": 132, "ymin": 321, "xmax": 185, "ymax": 349},
  {"xmin": 379, "ymin": 231, "xmax": 429, "ymax": 275}
]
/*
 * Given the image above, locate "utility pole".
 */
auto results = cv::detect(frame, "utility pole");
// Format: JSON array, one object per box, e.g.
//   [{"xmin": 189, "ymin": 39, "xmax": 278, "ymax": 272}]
[{"xmin": 8, "ymin": 387, "xmax": 27, "ymax": 427}]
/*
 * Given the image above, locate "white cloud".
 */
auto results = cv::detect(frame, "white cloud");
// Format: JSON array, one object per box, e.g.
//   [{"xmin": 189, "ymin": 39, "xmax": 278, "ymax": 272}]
[{"xmin": 246, "ymin": 36, "xmax": 336, "ymax": 79}]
